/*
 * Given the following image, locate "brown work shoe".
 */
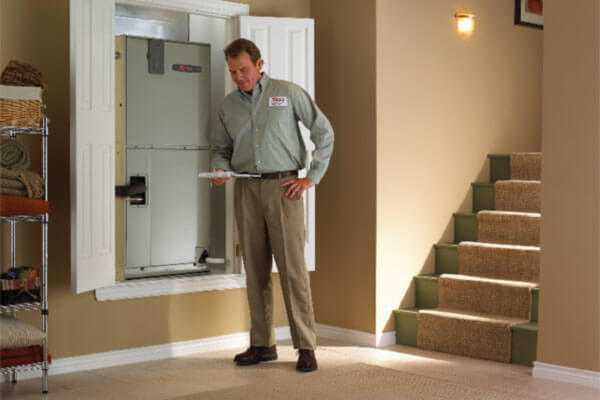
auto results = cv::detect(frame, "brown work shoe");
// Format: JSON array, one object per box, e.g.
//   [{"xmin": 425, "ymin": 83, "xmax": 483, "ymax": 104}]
[
  {"xmin": 296, "ymin": 349, "xmax": 318, "ymax": 372},
  {"xmin": 234, "ymin": 345, "xmax": 278, "ymax": 366}
]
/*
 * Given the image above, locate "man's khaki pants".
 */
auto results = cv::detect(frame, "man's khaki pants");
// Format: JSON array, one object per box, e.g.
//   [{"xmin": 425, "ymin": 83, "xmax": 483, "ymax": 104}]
[{"xmin": 235, "ymin": 176, "xmax": 317, "ymax": 350}]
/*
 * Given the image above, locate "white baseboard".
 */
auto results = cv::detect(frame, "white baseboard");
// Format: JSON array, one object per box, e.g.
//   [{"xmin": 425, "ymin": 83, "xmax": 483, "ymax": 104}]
[
  {"xmin": 316, "ymin": 323, "xmax": 396, "ymax": 348},
  {"xmin": 0, "ymin": 325, "xmax": 399, "ymax": 383},
  {"xmin": 533, "ymin": 361, "xmax": 600, "ymax": 389},
  {"xmin": 0, "ymin": 326, "xmax": 291, "ymax": 383}
]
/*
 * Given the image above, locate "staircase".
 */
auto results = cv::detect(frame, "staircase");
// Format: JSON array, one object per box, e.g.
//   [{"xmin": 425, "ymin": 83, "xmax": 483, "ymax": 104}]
[{"xmin": 394, "ymin": 153, "xmax": 541, "ymax": 366}]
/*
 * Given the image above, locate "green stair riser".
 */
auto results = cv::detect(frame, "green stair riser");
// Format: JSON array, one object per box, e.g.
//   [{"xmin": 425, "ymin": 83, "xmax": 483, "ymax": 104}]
[
  {"xmin": 415, "ymin": 275, "xmax": 439, "ymax": 309},
  {"xmin": 434, "ymin": 244, "xmax": 459, "ymax": 275},
  {"xmin": 511, "ymin": 323, "xmax": 537, "ymax": 366},
  {"xmin": 489, "ymin": 154, "xmax": 510, "ymax": 182},
  {"xmin": 394, "ymin": 309, "xmax": 538, "ymax": 366},
  {"xmin": 472, "ymin": 183, "xmax": 495, "ymax": 212},
  {"xmin": 414, "ymin": 275, "xmax": 539, "ymax": 322},
  {"xmin": 454, "ymin": 213, "xmax": 478, "ymax": 243},
  {"xmin": 394, "ymin": 309, "xmax": 418, "ymax": 347},
  {"xmin": 532, "ymin": 288, "xmax": 539, "ymax": 322}
]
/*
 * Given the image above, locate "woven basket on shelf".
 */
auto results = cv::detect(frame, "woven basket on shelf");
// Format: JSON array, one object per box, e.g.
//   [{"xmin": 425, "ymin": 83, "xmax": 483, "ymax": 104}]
[
  {"xmin": 0, "ymin": 60, "xmax": 45, "ymax": 128},
  {"xmin": 0, "ymin": 98, "xmax": 43, "ymax": 128}
]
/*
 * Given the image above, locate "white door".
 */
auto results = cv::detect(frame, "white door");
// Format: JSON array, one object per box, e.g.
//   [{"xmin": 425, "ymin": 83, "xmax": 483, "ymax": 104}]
[
  {"xmin": 70, "ymin": 0, "xmax": 116, "ymax": 293},
  {"xmin": 238, "ymin": 16, "xmax": 317, "ymax": 271}
]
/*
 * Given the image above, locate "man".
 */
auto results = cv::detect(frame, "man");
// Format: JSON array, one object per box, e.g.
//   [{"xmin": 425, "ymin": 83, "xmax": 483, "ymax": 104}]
[{"xmin": 210, "ymin": 38, "xmax": 334, "ymax": 373}]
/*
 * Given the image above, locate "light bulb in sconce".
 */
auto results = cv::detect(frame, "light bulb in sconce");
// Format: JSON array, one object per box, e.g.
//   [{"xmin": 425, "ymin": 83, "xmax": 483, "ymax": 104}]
[{"xmin": 455, "ymin": 12, "xmax": 475, "ymax": 36}]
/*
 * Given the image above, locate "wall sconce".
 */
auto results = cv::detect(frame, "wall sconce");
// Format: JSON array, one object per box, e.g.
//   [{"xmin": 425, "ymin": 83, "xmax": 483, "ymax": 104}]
[{"xmin": 455, "ymin": 12, "xmax": 475, "ymax": 36}]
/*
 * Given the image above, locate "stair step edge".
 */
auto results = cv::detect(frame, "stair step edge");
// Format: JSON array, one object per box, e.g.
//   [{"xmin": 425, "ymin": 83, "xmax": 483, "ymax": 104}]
[
  {"xmin": 454, "ymin": 212, "xmax": 476, "ymax": 217},
  {"xmin": 396, "ymin": 308, "xmax": 538, "ymax": 330},
  {"xmin": 434, "ymin": 243, "xmax": 458, "ymax": 249}
]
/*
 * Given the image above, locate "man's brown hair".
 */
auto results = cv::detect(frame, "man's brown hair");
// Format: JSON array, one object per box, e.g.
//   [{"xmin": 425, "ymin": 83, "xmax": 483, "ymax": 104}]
[{"xmin": 224, "ymin": 39, "xmax": 262, "ymax": 64}]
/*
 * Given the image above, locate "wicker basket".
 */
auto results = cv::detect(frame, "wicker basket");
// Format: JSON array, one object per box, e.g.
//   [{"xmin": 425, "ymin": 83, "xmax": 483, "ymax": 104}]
[
  {"xmin": 0, "ymin": 61, "xmax": 44, "ymax": 128},
  {"xmin": 0, "ymin": 98, "xmax": 43, "ymax": 128}
]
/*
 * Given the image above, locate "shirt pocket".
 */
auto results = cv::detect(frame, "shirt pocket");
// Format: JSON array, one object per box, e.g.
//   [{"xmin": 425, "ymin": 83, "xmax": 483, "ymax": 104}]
[{"xmin": 267, "ymin": 102, "xmax": 293, "ymax": 122}]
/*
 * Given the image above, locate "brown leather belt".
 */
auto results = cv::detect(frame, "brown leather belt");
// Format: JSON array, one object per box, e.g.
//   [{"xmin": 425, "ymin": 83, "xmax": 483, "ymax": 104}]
[{"xmin": 248, "ymin": 170, "xmax": 298, "ymax": 180}]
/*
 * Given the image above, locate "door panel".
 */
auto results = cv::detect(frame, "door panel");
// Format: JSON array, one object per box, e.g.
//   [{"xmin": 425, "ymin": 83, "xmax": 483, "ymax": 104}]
[
  {"xmin": 125, "ymin": 149, "xmax": 211, "ymax": 269},
  {"xmin": 126, "ymin": 37, "xmax": 211, "ymax": 147},
  {"xmin": 70, "ymin": 0, "xmax": 116, "ymax": 293},
  {"xmin": 239, "ymin": 16, "xmax": 316, "ymax": 271},
  {"xmin": 149, "ymin": 149, "xmax": 211, "ymax": 266}
]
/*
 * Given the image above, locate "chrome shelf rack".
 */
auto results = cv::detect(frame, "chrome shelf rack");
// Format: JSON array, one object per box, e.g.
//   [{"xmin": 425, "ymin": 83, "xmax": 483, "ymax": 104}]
[{"xmin": 0, "ymin": 117, "xmax": 49, "ymax": 394}]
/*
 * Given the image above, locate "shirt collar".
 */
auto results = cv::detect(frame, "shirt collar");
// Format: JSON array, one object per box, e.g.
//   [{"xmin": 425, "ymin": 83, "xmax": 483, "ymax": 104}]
[{"xmin": 239, "ymin": 72, "xmax": 270, "ymax": 100}]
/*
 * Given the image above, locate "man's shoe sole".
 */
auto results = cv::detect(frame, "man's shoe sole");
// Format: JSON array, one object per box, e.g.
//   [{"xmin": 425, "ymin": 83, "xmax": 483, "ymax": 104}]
[
  {"xmin": 296, "ymin": 365, "xmax": 318, "ymax": 372},
  {"xmin": 235, "ymin": 354, "xmax": 278, "ymax": 366}
]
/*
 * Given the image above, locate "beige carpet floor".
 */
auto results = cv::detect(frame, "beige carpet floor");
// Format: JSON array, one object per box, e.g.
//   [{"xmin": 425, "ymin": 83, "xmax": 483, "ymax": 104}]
[
  {"xmin": 3, "ymin": 340, "xmax": 598, "ymax": 399},
  {"xmin": 170, "ymin": 362, "xmax": 542, "ymax": 400}
]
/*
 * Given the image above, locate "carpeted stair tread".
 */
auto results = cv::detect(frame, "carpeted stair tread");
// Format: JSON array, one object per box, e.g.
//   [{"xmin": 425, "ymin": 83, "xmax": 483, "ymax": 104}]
[
  {"xmin": 477, "ymin": 210, "xmax": 540, "ymax": 246},
  {"xmin": 419, "ymin": 308, "xmax": 529, "ymax": 326},
  {"xmin": 494, "ymin": 180, "xmax": 541, "ymax": 213},
  {"xmin": 510, "ymin": 152, "xmax": 541, "ymax": 181},
  {"xmin": 417, "ymin": 308, "xmax": 528, "ymax": 363},
  {"xmin": 458, "ymin": 241, "xmax": 540, "ymax": 283},
  {"xmin": 439, "ymin": 274, "xmax": 536, "ymax": 320}
]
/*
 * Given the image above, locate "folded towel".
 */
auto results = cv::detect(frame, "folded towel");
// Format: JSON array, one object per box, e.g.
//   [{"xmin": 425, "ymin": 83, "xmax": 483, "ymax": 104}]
[
  {"xmin": 0, "ymin": 194, "xmax": 52, "ymax": 216},
  {"xmin": 0, "ymin": 178, "xmax": 25, "ymax": 189},
  {"xmin": 0, "ymin": 140, "xmax": 30, "ymax": 171},
  {"xmin": 0, "ymin": 167, "xmax": 43, "ymax": 198},
  {"xmin": 0, "ymin": 187, "xmax": 27, "ymax": 197},
  {"xmin": 0, "ymin": 346, "xmax": 52, "ymax": 368}
]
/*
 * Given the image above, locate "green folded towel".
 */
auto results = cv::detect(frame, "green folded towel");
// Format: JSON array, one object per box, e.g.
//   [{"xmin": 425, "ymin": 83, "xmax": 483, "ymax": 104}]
[{"xmin": 0, "ymin": 139, "xmax": 30, "ymax": 171}]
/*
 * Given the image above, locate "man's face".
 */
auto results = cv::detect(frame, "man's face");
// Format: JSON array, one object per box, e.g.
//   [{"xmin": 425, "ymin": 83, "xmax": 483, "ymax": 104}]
[{"xmin": 227, "ymin": 52, "xmax": 263, "ymax": 93}]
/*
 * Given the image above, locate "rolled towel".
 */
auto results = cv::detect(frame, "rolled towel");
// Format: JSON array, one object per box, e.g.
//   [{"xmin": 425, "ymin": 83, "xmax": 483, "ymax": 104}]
[{"xmin": 0, "ymin": 139, "xmax": 30, "ymax": 171}]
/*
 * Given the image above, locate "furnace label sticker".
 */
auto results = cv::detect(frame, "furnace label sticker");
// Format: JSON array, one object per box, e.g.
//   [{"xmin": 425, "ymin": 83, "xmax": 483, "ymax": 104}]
[{"xmin": 268, "ymin": 96, "xmax": 288, "ymax": 107}]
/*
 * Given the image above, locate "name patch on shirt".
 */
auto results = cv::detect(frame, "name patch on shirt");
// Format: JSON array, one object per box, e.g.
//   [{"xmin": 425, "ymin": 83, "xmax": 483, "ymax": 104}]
[{"xmin": 269, "ymin": 96, "xmax": 288, "ymax": 107}]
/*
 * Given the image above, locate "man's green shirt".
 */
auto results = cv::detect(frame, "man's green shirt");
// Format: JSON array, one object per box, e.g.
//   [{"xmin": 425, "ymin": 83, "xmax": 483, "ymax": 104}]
[{"xmin": 211, "ymin": 73, "xmax": 334, "ymax": 184}]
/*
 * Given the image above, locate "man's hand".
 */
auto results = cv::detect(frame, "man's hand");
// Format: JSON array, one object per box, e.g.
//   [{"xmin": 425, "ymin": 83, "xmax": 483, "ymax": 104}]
[
  {"xmin": 282, "ymin": 178, "xmax": 314, "ymax": 199},
  {"xmin": 210, "ymin": 169, "xmax": 230, "ymax": 186}
]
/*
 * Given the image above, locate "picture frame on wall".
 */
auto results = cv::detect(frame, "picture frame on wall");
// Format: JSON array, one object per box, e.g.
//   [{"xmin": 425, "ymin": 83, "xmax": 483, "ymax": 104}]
[{"xmin": 515, "ymin": 0, "xmax": 543, "ymax": 29}]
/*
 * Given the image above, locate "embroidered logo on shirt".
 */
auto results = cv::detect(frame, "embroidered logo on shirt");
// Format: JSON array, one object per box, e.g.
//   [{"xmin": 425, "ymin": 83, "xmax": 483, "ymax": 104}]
[{"xmin": 268, "ymin": 96, "xmax": 288, "ymax": 107}]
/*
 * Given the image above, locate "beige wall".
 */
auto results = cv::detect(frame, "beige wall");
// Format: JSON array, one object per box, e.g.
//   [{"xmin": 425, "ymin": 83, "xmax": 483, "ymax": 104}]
[
  {"xmin": 538, "ymin": 0, "xmax": 600, "ymax": 372},
  {"xmin": 310, "ymin": 0, "xmax": 377, "ymax": 333},
  {"xmin": 0, "ymin": 0, "xmax": 309, "ymax": 359},
  {"xmin": 375, "ymin": 0, "xmax": 542, "ymax": 332},
  {"xmin": 233, "ymin": 0, "xmax": 309, "ymax": 18}
]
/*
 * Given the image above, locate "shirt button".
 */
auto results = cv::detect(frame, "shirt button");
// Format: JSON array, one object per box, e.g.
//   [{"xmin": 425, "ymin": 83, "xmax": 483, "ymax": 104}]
[
  {"xmin": 255, "ymin": 144, "xmax": 259, "ymax": 148},
  {"xmin": 257, "ymin": 160, "xmax": 261, "ymax": 164}
]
